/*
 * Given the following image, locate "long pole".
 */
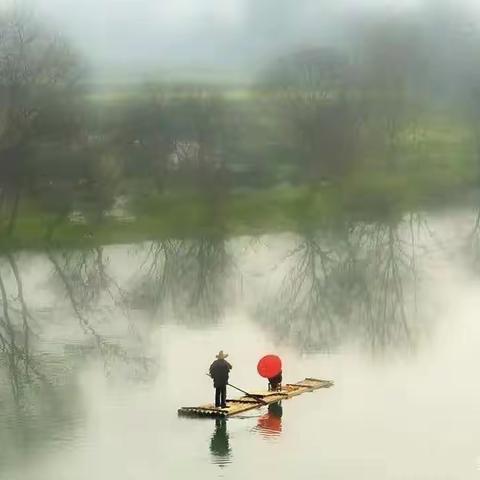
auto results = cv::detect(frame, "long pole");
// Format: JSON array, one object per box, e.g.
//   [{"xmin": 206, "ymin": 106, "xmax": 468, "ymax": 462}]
[{"xmin": 206, "ymin": 374, "xmax": 268, "ymax": 405}]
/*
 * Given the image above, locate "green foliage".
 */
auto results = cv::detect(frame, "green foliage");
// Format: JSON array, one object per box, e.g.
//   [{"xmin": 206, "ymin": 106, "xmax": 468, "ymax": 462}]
[{"xmin": 2, "ymin": 6, "xmax": 480, "ymax": 244}]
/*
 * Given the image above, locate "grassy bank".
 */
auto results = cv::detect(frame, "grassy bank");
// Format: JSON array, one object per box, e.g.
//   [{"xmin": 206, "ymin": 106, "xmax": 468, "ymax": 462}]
[
  {"xmin": 2, "ymin": 88, "xmax": 480, "ymax": 250},
  {"xmin": 2, "ymin": 168, "xmax": 477, "ymax": 251}
]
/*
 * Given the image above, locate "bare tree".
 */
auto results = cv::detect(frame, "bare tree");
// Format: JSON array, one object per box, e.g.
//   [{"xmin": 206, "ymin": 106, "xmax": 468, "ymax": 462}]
[
  {"xmin": 117, "ymin": 85, "xmax": 174, "ymax": 192},
  {"xmin": 261, "ymin": 47, "xmax": 361, "ymax": 182},
  {"xmin": 355, "ymin": 15, "xmax": 427, "ymax": 165},
  {"xmin": 0, "ymin": 6, "xmax": 83, "ymax": 234}
]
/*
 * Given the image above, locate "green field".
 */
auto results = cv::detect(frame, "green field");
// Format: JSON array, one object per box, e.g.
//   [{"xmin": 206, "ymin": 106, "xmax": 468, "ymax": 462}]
[{"xmin": 2, "ymin": 87, "xmax": 480, "ymax": 250}]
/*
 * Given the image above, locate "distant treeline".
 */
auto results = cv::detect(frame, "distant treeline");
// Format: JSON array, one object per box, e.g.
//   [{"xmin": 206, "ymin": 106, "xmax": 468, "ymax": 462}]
[{"xmin": 2, "ymin": 4, "xmax": 480, "ymax": 236}]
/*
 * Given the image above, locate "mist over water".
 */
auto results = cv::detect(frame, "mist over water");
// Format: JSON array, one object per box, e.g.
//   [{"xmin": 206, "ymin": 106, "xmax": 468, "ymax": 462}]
[
  {"xmin": 0, "ymin": 210, "xmax": 479, "ymax": 479},
  {"xmin": 2, "ymin": 0, "xmax": 480, "ymax": 478}
]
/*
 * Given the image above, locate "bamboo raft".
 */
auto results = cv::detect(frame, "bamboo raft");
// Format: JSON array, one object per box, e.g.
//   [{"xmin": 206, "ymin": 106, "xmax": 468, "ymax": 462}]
[{"xmin": 178, "ymin": 377, "xmax": 333, "ymax": 418}]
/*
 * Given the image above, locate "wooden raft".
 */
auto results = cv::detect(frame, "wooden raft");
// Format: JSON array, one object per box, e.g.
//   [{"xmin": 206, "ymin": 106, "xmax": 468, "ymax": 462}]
[{"xmin": 178, "ymin": 377, "xmax": 333, "ymax": 418}]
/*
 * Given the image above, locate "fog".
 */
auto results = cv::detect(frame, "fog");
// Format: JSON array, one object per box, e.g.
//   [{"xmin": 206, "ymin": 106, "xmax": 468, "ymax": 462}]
[
  {"xmin": 24, "ymin": 0, "xmax": 459, "ymax": 80},
  {"xmin": 3, "ymin": 1, "xmax": 480, "ymax": 479}
]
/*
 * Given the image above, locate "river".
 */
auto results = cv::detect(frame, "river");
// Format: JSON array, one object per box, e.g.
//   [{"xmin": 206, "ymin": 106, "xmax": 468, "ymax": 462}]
[{"xmin": 1, "ymin": 208, "xmax": 480, "ymax": 479}]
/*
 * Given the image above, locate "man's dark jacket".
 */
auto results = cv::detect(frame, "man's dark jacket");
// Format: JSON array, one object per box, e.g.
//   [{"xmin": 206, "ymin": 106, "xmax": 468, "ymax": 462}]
[{"xmin": 209, "ymin": 359, "xmax": 232, "ymax": 388}]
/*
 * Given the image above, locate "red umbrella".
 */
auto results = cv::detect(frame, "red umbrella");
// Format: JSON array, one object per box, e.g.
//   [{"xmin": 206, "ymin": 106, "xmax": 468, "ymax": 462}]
[{"xmin": 257, "ymin": 354, "xmax": 282, "ymax": 379}]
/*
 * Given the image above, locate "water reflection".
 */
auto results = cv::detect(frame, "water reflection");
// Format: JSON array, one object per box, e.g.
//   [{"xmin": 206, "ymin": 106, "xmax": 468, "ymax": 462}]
[
  {"xmin": 256, "ymin": 402, "xmax": 283, "ymax": 438},
  {"xmin": 0, "ymin": 244, "xmax": 158, "ymax": 405},
  {"xmin": 0, "ymin": 253, "xmax": 44, "ymax": 400},
  {"xmin": 0, "ymin": 211, "xmax": 480, "ymax": 478},
  {"xmin": 258, "ymin": 216, "xmax": 426, "ymax": 353},
  {"xmin": 0, "ymin": 378, "xmax": 84, "ymax": 472},
  {"xmin": 130, "ymin": 233, "xmax": 233, "ymax": 324},
  {"xmin": 467, "ymin": 209, "xmax": 480, "ymax": 270},
  {"xmin": 0, "ymin": 215, "xmax": 433, "ymax": 412},
  {"xmin": 209, "ymin": 418, "xmax": 232, "ymax": 466},
  {"xmin": 46, "ymin": 247, "xmax": 153, "ymax": 379}
]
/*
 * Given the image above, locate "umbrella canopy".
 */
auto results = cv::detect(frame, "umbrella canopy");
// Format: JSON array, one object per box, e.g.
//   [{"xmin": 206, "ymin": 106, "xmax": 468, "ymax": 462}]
[{"xmin": 257, "ymin": 354, "xmax": 282, "ymax": 379}]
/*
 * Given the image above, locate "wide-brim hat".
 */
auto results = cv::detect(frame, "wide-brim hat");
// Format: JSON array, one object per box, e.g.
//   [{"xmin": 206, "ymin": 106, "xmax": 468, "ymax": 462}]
[{"xmin": 216, "ymin": 350, "xmax": 228, "ymax": 359}]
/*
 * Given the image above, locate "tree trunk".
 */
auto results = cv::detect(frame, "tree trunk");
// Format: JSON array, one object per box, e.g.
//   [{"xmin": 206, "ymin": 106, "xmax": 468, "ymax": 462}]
[{"xmin": 6, "ymin": 187, "xmax": 21, "ymax": 236}]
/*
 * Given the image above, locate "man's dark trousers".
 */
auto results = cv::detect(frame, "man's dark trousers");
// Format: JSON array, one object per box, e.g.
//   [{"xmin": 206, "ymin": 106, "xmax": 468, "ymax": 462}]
[{"xmin": 215, "ymin": 385, "xmax": 227, "ymax": 407}]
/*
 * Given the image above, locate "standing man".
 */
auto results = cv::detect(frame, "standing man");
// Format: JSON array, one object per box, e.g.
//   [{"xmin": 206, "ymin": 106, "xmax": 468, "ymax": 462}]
[{"xmin": 209, "ymin": 351, "xmax": 232, "ymax": 409}]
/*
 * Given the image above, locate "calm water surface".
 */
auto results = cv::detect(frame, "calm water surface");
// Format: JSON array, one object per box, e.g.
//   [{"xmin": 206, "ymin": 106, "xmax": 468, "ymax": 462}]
[{"xmin": 1, "ymin": 210, "xmax": 480, "ymax": 479}]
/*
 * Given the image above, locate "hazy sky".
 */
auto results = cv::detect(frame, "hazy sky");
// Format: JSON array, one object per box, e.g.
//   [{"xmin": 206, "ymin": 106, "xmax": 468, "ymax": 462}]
[{"xmin": 5, "ymin": 0, "xmax": 477, "ymax": 79}]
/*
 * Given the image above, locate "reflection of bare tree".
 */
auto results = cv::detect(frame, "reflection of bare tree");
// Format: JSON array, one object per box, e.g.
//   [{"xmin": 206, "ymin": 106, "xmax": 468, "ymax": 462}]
[
  {"xmin": 0, "ymin": 244, "xmax": 155, "ymax": 403},
  {"xmin": 458, "ymin": 207, "xmax": 480, "ymax": 273},
  {"xmin": 46, "ymin": 247, "xmax": 152, "ymax": 377},
  {"xmin": 257, "ymin": 225, "xmax": 365, "ymax": 350},
  {"xmin": 131, "ymin": 233, "xmax": 232, "ymax": 324},
  {"xmin": 0, "ymin": 245, "xmax": 156, "ymax": 469},
  {"xmin": 362, "ymin": 221, "xmax": 414, "ymax": 351},
  {"xmin": 260, "ymin": 216, "xmax": 425, "ymax": 352},
  {"xmin": 468, "ymin": 209, "xmax": 480, "ymax": 269},
  {"xmin": 0, "ymin": 251, "xmax": 83, "ymax": 472},
  {"xmin": 0, "ymin": 253, "xmax": 47, "ymax": 399}
]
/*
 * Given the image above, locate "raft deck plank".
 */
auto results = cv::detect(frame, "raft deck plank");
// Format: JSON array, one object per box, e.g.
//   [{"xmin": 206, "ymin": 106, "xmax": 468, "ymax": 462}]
[{"xmin": 178, "ymin": 377, "xmax": 333, "ymax": 418}]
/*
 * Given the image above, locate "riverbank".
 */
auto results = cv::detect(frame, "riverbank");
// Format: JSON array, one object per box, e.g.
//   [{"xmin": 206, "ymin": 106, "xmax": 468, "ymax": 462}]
[{"xmin": 2, "ymin": 171, "xmax": 478, "ymax": 251}]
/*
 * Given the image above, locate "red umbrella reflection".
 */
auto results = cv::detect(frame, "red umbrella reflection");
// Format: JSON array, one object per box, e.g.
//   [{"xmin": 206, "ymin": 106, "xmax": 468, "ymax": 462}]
[{"xmin": 256, "ymin": 402, "xmax": 283, "ymax": 437}]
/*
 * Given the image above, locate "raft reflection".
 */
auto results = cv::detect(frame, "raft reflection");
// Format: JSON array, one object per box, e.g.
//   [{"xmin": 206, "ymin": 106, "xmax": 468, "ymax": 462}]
[{"xmin": 209, "ymin": 418, "xmax": 232, "ymax": 467}]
